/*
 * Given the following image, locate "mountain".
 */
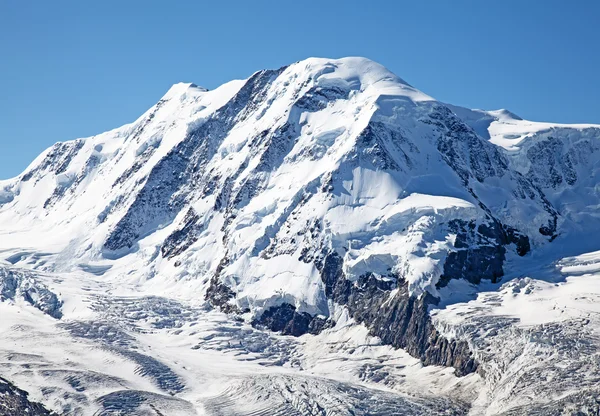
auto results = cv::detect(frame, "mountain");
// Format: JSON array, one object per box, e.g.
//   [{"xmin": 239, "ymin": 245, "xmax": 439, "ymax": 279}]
[{"xmin": 1, "ymin": 57, "xmax": 599, "ymax": 415}]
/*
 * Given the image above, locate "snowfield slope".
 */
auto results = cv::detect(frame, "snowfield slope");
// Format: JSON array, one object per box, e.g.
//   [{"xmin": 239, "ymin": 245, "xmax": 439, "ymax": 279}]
[{"xmin": 0, "ymin": 57, "xmax": 600, "ymax": 415}]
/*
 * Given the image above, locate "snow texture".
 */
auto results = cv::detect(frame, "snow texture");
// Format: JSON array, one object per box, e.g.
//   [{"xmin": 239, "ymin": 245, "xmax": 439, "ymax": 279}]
[{"xmin": 0, "ymin": 56, "xmax": 599, "ymax": 414}]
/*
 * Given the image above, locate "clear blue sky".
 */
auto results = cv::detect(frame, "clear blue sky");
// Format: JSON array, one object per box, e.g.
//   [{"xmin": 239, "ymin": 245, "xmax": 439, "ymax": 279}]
[{"xmin": 1, "ymin": 0, "xmax": 599, "ymax": 179}]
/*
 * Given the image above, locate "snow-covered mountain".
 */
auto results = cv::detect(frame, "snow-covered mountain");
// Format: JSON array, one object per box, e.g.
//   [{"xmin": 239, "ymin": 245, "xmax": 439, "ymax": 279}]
[{"xmin": 1, "ymin": 57, "xmax": 599, "ymax": 415}]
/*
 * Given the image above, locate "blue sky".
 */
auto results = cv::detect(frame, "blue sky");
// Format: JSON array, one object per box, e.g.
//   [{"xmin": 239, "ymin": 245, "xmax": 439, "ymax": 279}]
[{"xmin": 1, "ymin": 0, "xmax": 599, "ymax": 179}]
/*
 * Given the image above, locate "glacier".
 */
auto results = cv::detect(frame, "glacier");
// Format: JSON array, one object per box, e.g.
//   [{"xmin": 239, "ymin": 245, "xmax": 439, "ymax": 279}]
[{"xmin": 0, "ymin": 57, "xmax": 599, "ymax": 415}]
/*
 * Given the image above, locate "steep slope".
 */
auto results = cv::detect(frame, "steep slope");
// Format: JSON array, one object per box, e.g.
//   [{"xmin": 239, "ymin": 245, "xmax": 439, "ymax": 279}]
[
  {"xmin": 0, "ymin": 377, "xmax": 57, "ymax": 416},
  {"xmin": 0, "ymin": 56, "xmax": 598, "ymax": 386},
  {"xmin": 449, "ymin": 104, "xmax": 600, "ymax": 236},
  {"xmin": 2, "ymin": 56, "xmax": 600, "ymax": 415}
]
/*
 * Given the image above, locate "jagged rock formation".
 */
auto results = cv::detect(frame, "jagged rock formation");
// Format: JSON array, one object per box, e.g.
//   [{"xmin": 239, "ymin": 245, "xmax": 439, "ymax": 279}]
[{"xmin": 0, "ymin": 377, "xmax": 57, "ymax": 416}]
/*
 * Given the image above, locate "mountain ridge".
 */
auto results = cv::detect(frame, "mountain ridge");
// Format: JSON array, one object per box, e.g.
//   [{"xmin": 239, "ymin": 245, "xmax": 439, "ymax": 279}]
[
  {"xmin": 1, "ymin": 57, "xmax": 600, "ymax": 414},
  {"xmin": 0, "ymin": 56, "xmax": 596, "ymax": 326}
]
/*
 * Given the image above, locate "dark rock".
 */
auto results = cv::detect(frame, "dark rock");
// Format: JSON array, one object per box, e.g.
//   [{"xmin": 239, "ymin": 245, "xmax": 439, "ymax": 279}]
[
  {"xmin": 24, "ymin": 139, "xmax": 84, "ymax": 181},
  {"xmin": 44, "ymin": 153, "xmax": 101, "ymax": 209},
  {"xmin": 504, "ymin": 226, "xmax": 531, "ymax": 256},
  {"xmin": 428, "ymin": 104, "xmax": 560, "ymax": 241},
  {"xmin": 104, "ymin": 68, "xmax": 286, "ymax": 254},
  {"xmin": 205, "ymin": 274, "xmax": 240, "ymax": 315},
  {"xmin": 319, "ymin": 252, "xmax": 478, "ymax": 376},
  {"xmin": 0, "ymin": 377, "xmax": 57, "ymax": 416},
  {"xmin": 252, "ymin": 303, "xmax": 332, "ymax": 337},
  {"xmin": 524, "ymin": 136, "xmax": 584, "ymax": 190},
  {"xmin": 441, "ymin": 246, "xmax": 505, "ymax": 286},
  {"xmin": 346, "ymin": 121, "xmax": 417, "ymax": 171},
  {"xmin": 294, "ymin": 85, "xmax": 350, "ymax": 112},
  {"xmin": 438, "ymin": 219, "xmax": 531, "ymax": 288},
  {"xmin": 161, "ymin": 208, "xmax": 203, "ymax": 259}
]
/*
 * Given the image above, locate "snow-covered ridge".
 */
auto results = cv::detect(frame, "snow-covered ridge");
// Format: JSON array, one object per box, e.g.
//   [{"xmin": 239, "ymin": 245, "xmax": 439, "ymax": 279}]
[
  {"xmin": 448, "ymin": 103, "xmax": 600, "ymax": 235},
  {"xmin": 446, "ymin": 103, "xmax": 600, "ymax": 151},
  {"xmin": 0, "ymin": 59, "xmax": 595, "ymax": 280},
  {"xmin": 1, "ymin": 56, "xmax": 600, "ymax": 415},
  {"xmin": 0, "ymin": 56, "xmax": 595, "ymax": 309}
]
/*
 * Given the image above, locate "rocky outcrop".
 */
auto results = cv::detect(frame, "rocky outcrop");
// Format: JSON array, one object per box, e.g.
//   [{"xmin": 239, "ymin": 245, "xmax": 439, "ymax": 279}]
[
  {"xmin": 205, "ymin": 275, "xmax": 240, "ymax": 315},
  {"xmin": 21, "ymin": 140, "xmax": 84, "ymax": 182},
  {"xmin": 319, "ymin": 252, "xmax": 478, "ymax": 376},
  {"xmin": 0, "ymin": 377, "xmax": 57, "ymax": 416},
  {"xmin": 525, "ymin": 136, "xmax": 583, "ymax": 189},
  {"xmin": 252, "ymin": 303, "xmax": 330, "ymax": 337},
  {"xmin": 161, "ymin": 208, "xmax": 203, "ymax": 259},
  {"xmin": 428, "ymin": 105, "xmax": 560, "ymax": 240},
  {"xmin": 104, "ymin": 67, "xmax": 286, "ymax": 254},
  {"xmin": 246, "ymin": 213, "xmax": 531, "ymax": 376},
  {"xmin": 438, "ymin": 219, "xmax": 530, "ymax": 288}
]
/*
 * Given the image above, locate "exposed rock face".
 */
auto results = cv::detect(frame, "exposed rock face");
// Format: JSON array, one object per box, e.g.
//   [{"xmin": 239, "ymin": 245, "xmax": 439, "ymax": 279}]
[
  {"xmin": 526, "ymin": 136, "xmax": 581, "ymax": 189},
  {"xmin": 21, "ymin": 140, "xmax": 85, "ymax": 183},
  {"xmin": 252, "ymin": 303, "xmax": 330, "ymax": 337},
  {"xmin": 103, "ymin": 68, "xmax": 286, "ymax": 255},
  {"xmin": 205, "ymin": 275, "xmax": 240, "ymax": 315},
  {"xmin": 247, "ymin": 215, "xmax": 530, "ymax": 376},
  {"xmin": 161, "ymin": 208, "xmax": 202, "ymax": 259},
  {"xmin": 0, "ymin": 377, "xmax": 57, "ymax": 416},
  {"xmin": 428, "ymin": 105, "xmax": 560, "ymax": 241},
  {"xmin": 439, "ymin": 219, "xmax": 530, "ymax": 288},
  {"xmin": 188, "ymin": 61, "xmax": 555, "ymax": 376},
  {"xmin": 318, "ymin": 252, "xmax": 478, "ymax": 376}
]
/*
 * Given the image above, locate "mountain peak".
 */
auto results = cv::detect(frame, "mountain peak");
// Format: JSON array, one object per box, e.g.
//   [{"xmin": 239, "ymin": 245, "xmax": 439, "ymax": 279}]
[
  {"xmin": 2, "ymin": 57, "xmax": 600, "ymax": 414},
  {"xmin": 287, "ymin": 56, "xmax": 434, "ymax": 103},
  {"xmin": 160, "ymin": 82, "xmax": 208, "ymax": 101}
]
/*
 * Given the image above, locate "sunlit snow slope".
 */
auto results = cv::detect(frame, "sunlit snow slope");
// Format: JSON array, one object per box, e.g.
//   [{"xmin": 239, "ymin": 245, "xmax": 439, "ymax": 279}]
[{"xmin": 1, "ymin": 57, "xmax": 600, "ymax": 415}]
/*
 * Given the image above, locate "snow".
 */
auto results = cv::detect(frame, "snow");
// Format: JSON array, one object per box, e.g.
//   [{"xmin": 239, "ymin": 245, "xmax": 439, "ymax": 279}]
[
  {"xmin": 333, "ymin": 191, "xmax": 476, "ymax": 294},
  {"xmin": 446, "ymin": 103, "xmax": 600, "ymax": 151},
  {"xmin": 0, "ymin": 56, "xmax": 600, "ymax": 414},
  {"xmin": 160, "ymin": 82, "xmax": 208, "ymax": 101},
  {"xmin": 430, "ymin": 245, "xmax": 600, "ymax": 414},
  {"xmin": 0, "ymin": 55, "xmax": 585, "ymax": 306},
  {"xmin": 449, "ymin": 103, "xmax": 600, "ymax": 243},
  {"xmin": 304, "ymin": 57, "xmax": 435, "ymax": 103},
  {"xmin": 0, "ymin": 263, "xmax": 477, "ymax": 415}
]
